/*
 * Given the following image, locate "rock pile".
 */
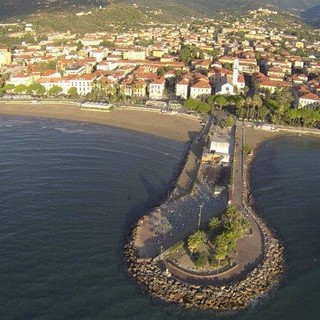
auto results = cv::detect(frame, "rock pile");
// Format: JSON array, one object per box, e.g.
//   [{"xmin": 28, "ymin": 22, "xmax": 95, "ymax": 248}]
[{"xmin": 124, "ymin": 223, "xmax": 284, "ymax": 310}]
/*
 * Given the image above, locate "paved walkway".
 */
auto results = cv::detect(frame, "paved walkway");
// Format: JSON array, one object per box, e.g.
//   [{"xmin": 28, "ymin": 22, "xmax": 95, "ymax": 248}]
[{"xmin": 135, "ymin": 185, "xmax": 227, "ymax": 258}]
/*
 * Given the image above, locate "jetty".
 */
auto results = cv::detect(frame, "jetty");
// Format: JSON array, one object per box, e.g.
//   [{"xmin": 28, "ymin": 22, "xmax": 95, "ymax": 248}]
[{"xmin": 124, "ymin": 119, "xmax": 285, "ymax": 311}]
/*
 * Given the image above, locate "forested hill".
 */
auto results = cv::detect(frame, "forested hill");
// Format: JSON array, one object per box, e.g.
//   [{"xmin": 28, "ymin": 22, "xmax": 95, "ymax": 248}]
[
  {"xmin": 1, "ymin": 0, "xmax": 320, "ymax": 22},
  {"xmin": 302, "ymin": 4, "xmax": 320, "ymax": 28}
]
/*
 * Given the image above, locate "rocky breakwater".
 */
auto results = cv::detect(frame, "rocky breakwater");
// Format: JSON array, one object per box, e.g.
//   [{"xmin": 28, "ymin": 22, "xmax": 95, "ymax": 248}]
[
  {"xmin": 124, "ymin": 126, "xmax": 285, "ymax": 311},
  {"xmin": 124, "ymin": 223, "xmax": 285, "ymax": 311}
]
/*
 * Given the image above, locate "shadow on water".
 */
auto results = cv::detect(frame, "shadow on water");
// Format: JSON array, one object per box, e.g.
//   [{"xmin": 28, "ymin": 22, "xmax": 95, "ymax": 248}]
[
  {"xmin": 188, "ymin": 131, "xmax": 200, "ymax": 140},
  {"xmin": 121, "ymin": 132, "xmax": 197, "ymax": 235}
]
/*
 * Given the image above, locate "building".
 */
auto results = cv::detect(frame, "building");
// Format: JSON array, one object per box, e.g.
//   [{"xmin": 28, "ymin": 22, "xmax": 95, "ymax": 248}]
[
  {"xmin": 209, "ymin": 127, "xmax": 232, "ymax": 165},
  {"xmin": 232, "ymin": 57, "xmax": 239, "ymax": 86},
  {"xmin": 190, "ymin": 79, "xmax": 212, "ymax": 98},
  {"xmin": 38, "ymin": 74, "xmax": 95, "ymax": 96},
  {"xmin": 0, "ymin": 50, "xmax": 12, "ymax": 66},
  {"xmin": 296, "ymin": 92, "xmax": 320, "ymax": 110},
  {"xmin": 148, "ymin": 76, "xmax": 166, "ymax": 99},
  {"xmin": 123, "ymin": 49, "xmax": 146, "ymax": 61},
  {"xmin": 176, "ymin": 78, "xmax": 189, "ymax": 99},
  {"xmin": 215, "ymin": 81, "xmax": 235, "ymax": 95}
]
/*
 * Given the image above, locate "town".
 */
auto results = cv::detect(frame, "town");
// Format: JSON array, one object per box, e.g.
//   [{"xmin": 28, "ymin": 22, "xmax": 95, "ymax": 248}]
[
  {"xmin": 0, "ymin": 7, "xmax": 319, "ymax": 125},
  {"xmin": 1, "ymin": 3, "xmax": 320, "ymax": 316}
]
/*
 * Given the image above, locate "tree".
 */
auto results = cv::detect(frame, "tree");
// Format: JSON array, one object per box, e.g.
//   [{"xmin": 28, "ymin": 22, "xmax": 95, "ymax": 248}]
[
  {"xmin": 225, "ymin": 114, "xmax": 236, "ymax": 127},
  {"xmin": 214, "ymin": 95, "xmax": 228, "ymax": 111},
  {"xmin": 187, "ymin": 231, "xmax": 208, "ymax": 253},
  {"xmin": 242, "ymin": 86, "xmax": 249, "ymax": 96},
  {"xmin": 38, "ymin": 60, "xmax": 57, "ymax": 74},
  {"xmin": 179, "ymin": 45, "xmax": 193, "ymax": 63},
  {"xmin": 208, "ymin": 48, "xmax": 221, "ymax": 58},
  {"xmin": 76, "ymin": 40, "xmax": 84, "ymax": 51},
  {"xmin": 48, "ymin": 85, "xmax": 62, "ymax": 96},
  {"xmin": 13, "ymin": 84, "xmax": 27, "ymax": 94},
  {"xmin": 100, "ymin": 40, "xmax": 115, "ymax": 50},
  {"xmin": 28, "ymin": 83, "xmax": 46, "ymax": 96},
  {"xmin": 234, "ymin": 96, "xmax": 245, "ymax": 119},
  {"xmin": 68, "ymin": 87, "xmax": 79, "ymax": 98},
  {"xmin": 244, "ymin": 96, "xmax": 253, "ymax": 119},
  {"xmin": 36, "ymin": 85, "xmax": 46, "ymax": 96},
  {"xmin": 273, "ymin": 88, "xmax": 294, "ymax": 122},
  {"xmin": 184, "ymin": 99, "xmax": 211, "ymax": 113},
  {"xmin": 3, "ymin": 83, "xmax": 15, "ymax": 93},
  {"xmin": 209, "ymin": 217, "xmax": 221, "ymax": 230},
  {"xmin": 251, "ymin": 94, "xmax": 263, "ymax": 120},
  {"xmin": 196, "ymin": 101, "xmax": 211, "ymax": 113},
  {"xmin": 222, "ymin": 62, "xmax": 232, "ymax": 70}
]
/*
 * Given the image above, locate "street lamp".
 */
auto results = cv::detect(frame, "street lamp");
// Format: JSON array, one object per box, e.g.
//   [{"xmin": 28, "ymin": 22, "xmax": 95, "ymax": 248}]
[{"xmin": 198, "ymin": 204, "xmax": 204, "ymax": 231}]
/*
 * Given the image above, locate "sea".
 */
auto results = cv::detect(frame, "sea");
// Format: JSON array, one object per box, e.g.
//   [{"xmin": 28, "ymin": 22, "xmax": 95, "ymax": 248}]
[{"xmin": 0, "ymin": 115, "xmax": 319, "ymax": 320}]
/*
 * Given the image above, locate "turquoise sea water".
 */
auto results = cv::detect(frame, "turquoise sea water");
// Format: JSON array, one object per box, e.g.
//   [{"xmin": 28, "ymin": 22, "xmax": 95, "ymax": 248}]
[{"xmin": 0, "ymin": 116, "xmax": 319, "ymax": 319}]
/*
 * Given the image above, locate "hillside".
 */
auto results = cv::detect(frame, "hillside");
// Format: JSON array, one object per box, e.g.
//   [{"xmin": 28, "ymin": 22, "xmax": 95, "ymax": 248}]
[
  {"xmin": 23, "ymin": 3, "xmax": 206, "ymax": 34},
  {"xmin": 1, "ymin": 0, "xmax": 320, "ymax": 21},
  {"xmin": 302, "ymin": 4, "xmax": 320, "ymax": 28}
]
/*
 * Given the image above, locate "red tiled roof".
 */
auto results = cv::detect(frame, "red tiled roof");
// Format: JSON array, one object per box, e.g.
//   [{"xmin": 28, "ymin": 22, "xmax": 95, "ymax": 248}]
[
  {"xmin": 177, "ymin": 79, "xmax": 189, "ymax": 86},
  {"xmin": 191, "ymin": 80, "xmax": 211, "ymax": 89},
  {"xmin": 238, "ymin": 74, "xmax": 245, "ymax": 83},
  {"xmin": 259, "ymin": 80, "xmax": 290, "ymax": 88},
  {"xmin": 299, "ymin": 92, "xmax": 320, "ymax": 101},
  {"xmin": 151, "ymin": 76, "xmax": 165, "ymax": 85}
]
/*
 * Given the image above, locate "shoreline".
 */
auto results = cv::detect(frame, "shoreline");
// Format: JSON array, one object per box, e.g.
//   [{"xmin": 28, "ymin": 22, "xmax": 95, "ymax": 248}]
[{"xmin": 0, "ymin": 102, "xmax": 202, "ymax": 142}]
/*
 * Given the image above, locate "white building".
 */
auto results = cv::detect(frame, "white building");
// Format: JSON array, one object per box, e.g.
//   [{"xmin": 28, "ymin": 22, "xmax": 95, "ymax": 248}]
[
  {"xmin": 209, "ymin": 127, "xmax": 232, "ymax": 165},
  {"xmin": 38, "ymin": 74, "xmax": 95, "ymax": 96},
  {"xmin": 0, "ymin": 51, "xmax": 12, "ymax": 66},
  {"xmin": 190, "ymin": 80, "xmax": 212, "ymax": 98},
  {"xmin": 297, "ymin": 92, "xmax": 320, "ymax": 110},
  {"xmin": 215, "ymin": 81, "xmax": 235, "ymax": 95},
  {"xmin": 232, "ymin": 57, "xmax": 239, "ymax": 86},
  {"xmin": 7, "ymin": 74, "xmax": 33, "ymax": 86},
  {"xmin": 149, "ymin": 77, "xmax": 166, "ymax": 99},
  {"xmin": 210, "ymin": 140, "xmax": 230, "ymax": 155},
  {"xmin": 176, "ymin": 78, "xmax": 189, "ymax": 99},
  {"xmin": 89, "ymin": 48, "xmax": 109, "ymax": 62}
]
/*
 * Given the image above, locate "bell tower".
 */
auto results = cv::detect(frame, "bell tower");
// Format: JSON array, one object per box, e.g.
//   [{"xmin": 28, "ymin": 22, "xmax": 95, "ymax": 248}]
[{"xmin": 232, "ymin": 57, "xmax": 239, "ymax": 87}]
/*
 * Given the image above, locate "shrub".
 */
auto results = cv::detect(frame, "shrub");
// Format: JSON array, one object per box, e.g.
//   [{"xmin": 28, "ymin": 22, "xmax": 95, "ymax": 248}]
[{"xmin": 194, "ymin": 252, "xmax": 209, "ymax": 267}]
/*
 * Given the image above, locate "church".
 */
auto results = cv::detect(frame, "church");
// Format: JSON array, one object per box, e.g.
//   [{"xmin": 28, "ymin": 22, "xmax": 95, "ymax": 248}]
[{"xmin": 212, "ymin": 58, "xmax": 246, "ymax": 95}]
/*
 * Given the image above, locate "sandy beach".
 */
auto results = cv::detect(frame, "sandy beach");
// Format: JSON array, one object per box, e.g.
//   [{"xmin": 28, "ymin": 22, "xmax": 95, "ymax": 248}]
[
  {"xmin": 0, "ymin": 102, "xmax": 202, "ymax": 142},
  {"xmin": 244, "ymin": 126, "xmax": 285, "ymax": 149}
]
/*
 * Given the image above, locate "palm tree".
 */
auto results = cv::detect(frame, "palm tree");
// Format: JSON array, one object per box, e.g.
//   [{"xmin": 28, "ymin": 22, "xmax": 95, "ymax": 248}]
[
  {"xmin": 235, "ymin": 96, "xmax": 245, "ymax": 119},
  {"xmin": 251, "ymin": 94, "xmax": 263, "ymax": 120},
  {"xmin": 244, "ymin": 96, "xmax": 252, "ymax": 120}
]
